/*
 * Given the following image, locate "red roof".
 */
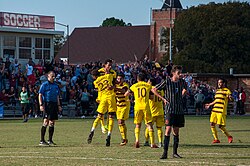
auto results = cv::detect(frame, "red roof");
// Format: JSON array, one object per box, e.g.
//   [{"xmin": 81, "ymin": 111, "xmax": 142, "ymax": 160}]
[{"xmin": 57, "ymin": 25, "xmax": 150, "ymax": 64}]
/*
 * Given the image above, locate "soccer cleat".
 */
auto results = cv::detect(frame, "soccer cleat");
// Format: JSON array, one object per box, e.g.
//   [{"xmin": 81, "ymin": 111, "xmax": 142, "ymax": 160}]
[
  {"xmin": 135, "ymin": 142, "xmax": 140, "ymax": 148},
  {"xmin": 160, "ymin": 153, "xmax": 168, "ymax": 159},
  {"xmin": 151, "ymin": 144, "xmax": 159, "ymax": 148},
  {"xmin": 158, "ymin": 142, "xmax": 163, "ymax": 148},
  {"xmin": 87, "ymin": 131, "xmax": 94, "ymax": 144},
  {"xmin": 212, "ymin": 139, "xmax": 220, "ymax": 144},
  {"xmin": 39, "ymin": 141, "xmax": 49, "ymax": 146},
  {"xmin": 47, "ymin": 140, "xmax": 57, "ymax": 146},
  {"xmin": 101, "ymin": 126, "xmax": 107, "ymax": 134},
  {"xmin": 144, "ymin": 141, "xmax": 150, "ymax": 146},
  {"xmin": 120, "ymin": 139, "xmax": 128, "ymax": 146},
  {"xmin": 228, "ymin": 136, "xmax": 233, "ymax": 143},
  {"xmin": 173, "ymin": 153, "xmax": 182, "ymax": 158},
  {"xmin": 106, "ymin": 135, "xmax": 111, "ymax": 147}
]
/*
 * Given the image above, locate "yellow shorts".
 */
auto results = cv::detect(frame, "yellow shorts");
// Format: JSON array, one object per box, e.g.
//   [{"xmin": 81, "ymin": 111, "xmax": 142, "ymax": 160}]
[
  {"xmin": 152, "ymin": 115, "xmax": 165, "ymax": 128},
  {"xmin": 134, "ymin": 108, "xmax": 152, "ymax": 124},
  {"xmin": 116, "ymin": 102, "xmax": 130, "ymax": 120},
  {"xmin": 97, "ymin": 96, "xmax": 117, "ymax": 114},
  {"xmin": 210, "ymin": 112, "xmax": 226, "ymax": 126}
]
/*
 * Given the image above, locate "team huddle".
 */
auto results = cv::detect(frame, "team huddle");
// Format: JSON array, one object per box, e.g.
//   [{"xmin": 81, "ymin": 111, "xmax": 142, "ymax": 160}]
[{"xmin": 38, "ymin": 59, "xmax": 234, "ymax": 160}]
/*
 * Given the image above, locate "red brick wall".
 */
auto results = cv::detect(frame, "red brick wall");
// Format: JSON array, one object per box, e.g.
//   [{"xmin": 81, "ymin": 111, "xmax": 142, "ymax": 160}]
[{"xmin": 150, "ymin": 9, "xmax": 181, "ymax": 61}]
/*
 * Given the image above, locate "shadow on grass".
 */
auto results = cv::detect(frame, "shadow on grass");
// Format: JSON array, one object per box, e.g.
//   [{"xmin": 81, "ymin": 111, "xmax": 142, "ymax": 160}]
[
  {"xmin": 182, "ymin": 144, "xmax": 250, "ymax": 149},
  {"xmin": 229, "ymin": 129, "xmax": 250, "ymax": 132}
]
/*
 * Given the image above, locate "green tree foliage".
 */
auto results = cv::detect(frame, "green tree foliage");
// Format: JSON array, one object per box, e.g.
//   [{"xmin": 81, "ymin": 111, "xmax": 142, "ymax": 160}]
[
  {"xmin": 101, "ymin": 17, "xmax": 132, "ymax": 27},
  {"xmin": 54, "ymin": 35, "xmax": 66, "ymax": 57},
  {"xmin": 171, "ymin": 2, "xmax": 250, "ymax": 73}
]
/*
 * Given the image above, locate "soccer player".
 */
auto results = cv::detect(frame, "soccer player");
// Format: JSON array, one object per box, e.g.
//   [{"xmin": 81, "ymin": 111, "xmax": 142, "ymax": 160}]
[
  {"xmin": 144, "ymin": 78, "xmax": 165, "ymax": 147},
  {"xmin": 38, "ymin": 71, "xmax": 62, "ymax": 146},
  {"xmin": 87, "ymin": 69, "xmax": 117, "ymax": 146},
  {"xmin": 98, "ymin": 59, "xmax": 117, "ymax": 133},
  {"xmin": 205, "ymin": 78, "xmax": 233, "ymax": 144},
  {"xmin": 153, "ymin": 65, "xmax": 187, "ymax": 159},
  {"xmin": 125, "ymin": 73, "xmax": 167, "ymax": 148},
  {"xmin": 115, "ymin": 73, "xmax": 130, "ymax": 146}
]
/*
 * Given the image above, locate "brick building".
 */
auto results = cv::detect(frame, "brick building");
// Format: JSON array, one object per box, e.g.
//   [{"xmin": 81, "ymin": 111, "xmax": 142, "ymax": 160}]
[
  {"xmin": 57, "ymin": 0, "xmax": 183, "ymax": 64},
  {"xmin": 149, "ymin": 0, "xmax": 182, "ymax": 61}
]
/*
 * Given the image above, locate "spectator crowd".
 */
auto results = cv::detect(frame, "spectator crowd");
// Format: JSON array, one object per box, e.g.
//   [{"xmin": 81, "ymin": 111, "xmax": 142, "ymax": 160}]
[{"xmin": 0, "ymin": 56, "xmax": 246, "ymax": 119}]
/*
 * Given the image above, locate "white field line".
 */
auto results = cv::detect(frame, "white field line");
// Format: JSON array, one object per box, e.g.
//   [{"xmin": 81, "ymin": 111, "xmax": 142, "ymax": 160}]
[
  {"xmin": 0, "ymin": 151, "xmax": 249, "ymax": 157},
  {"xmin": 0, "ymin": 155, "xmax": 183, "ymax": 163}
]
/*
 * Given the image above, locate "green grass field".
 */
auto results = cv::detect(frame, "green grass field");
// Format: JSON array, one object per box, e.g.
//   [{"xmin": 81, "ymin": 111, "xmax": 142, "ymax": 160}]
[{"xmin": 0, "ymin": 116, "xmax": 249, "ymax": 166}]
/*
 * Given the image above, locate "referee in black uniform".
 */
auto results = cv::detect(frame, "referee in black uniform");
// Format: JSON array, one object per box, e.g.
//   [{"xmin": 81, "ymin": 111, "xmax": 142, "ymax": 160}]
[
  {"xmin": 38, "ymin": 71, "xmax": 62, "ymax": 145},
  {"xmin": 152, "ymin": 65, "xmax": 187, "ymax": 159}
]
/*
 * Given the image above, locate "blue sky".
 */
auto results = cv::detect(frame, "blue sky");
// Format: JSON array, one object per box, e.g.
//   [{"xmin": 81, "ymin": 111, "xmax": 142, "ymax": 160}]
[{"xmin": 0, "ymin": 0, "xmax": 248, "ymax": 35}]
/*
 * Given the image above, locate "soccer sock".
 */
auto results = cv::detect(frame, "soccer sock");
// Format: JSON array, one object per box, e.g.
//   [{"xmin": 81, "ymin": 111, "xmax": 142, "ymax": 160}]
[
  {"xmin": 41, "ymin": 126, "xmax": 47, "ymax": 142},
  {"xmin": 149, "ymin": 129, "xmax": 155, "ymax": 146},
  {"xmin": 135, "ymin": 128, "xmax": 140, "ymax": 142},
  {"xmin": 49, "ymin": 126, "xmax": 54, "ymax": 141},
  {"xmin": 173, "ymin": 135, "xmax": 179, "ymax": 154},
  {"xmin": 100, "ymin": 116, "xmax": 105, "ymax": 129},
  {"xmin": 118, "ymin": 124, "xmax": 126, "ymax": 140},
  {"xmin": 211, "ymin": 126, "xmax": 219, "ymax": 140},
  {"xmin": 157, "ymin": 127, "xmax": 163, "ymax": 144},
  {"xmin": 163, "ymin": 135, "xmax": 170, "ymax": 155},
  {"xmin": 124, "ymin": 124, "xmax": 127, "ymax": 139},
  {"xmin": 108, "ymin": 117, "xmax": 114, "ymax": 136},
  {"xmin": 91, "ymin": 116, "xmax": 101, "ymax": 131},
  {"xmin": 220, "ymin": 126, "xmax": 230, "ymax": 137},
  {"xmin": 145, "ymin": 128, "xmax": 149, "ymax": 142}
]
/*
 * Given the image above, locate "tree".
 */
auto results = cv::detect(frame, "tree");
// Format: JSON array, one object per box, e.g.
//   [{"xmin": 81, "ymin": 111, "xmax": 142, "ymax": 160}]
[
  {"xmin": 166, "ymin": 2, "xmax": 250, "ymax": 73},
  {"xmin": 54, "ymin": 35, "xmax": 66, "ymax": 57},
  {"xmin": 101, "ymin": 17, "xmax": 132, "ymax": 27}
]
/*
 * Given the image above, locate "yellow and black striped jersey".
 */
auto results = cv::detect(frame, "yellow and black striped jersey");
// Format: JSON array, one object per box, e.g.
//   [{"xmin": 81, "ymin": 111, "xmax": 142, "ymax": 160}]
[
  {"xmin": 212, "ymin": 88, "xmax": 231, "ymax": 115},
  {"xmin": 115, "ymin": 82, "xmax": 129, "ymax": 108},
  {"xmin": 149, "ymin": 87, "xmax": 164, "ymax": 117}
]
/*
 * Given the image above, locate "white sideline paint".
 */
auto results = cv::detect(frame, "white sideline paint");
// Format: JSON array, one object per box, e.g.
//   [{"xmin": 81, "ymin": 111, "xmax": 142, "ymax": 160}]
[{"xmin": 0, "ymin": 155, "xmax": 183, "ymax": 163}]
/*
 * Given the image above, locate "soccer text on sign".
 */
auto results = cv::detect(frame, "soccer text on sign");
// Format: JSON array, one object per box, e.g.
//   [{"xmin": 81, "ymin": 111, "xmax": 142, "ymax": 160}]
[{"xmin": 0, "ymin": 12, "xmax": 55, "ymax": 29}]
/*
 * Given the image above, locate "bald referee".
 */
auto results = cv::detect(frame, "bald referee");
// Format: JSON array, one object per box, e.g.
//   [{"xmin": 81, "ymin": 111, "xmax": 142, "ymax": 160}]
[{"xmin": 38, "ymin": 71, "xmax": 62, "ymax": 146}]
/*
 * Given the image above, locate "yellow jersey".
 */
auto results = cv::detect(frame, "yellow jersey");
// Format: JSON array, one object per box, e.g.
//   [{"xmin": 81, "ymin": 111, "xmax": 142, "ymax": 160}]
[
  {"xmin": 115, "ymin": 82, "xmax": 130, "ymax": 108},
  {"xmin": 130, "ymin": 81, "xmax": 152, "ymax": 110},
  {"xmin": 149, "ymin": 87, "xmax": 164, "ymax": 117},
  {"xmin": 98, "ymin": 68, "xmax": 117, "ymax": 78},
  {"xmin": 212, "ymin": 88, "xmax": 231, "ymax": 115},
  {"xmin": 93, "ymin": 74, "xmax": 115, "ymax": 98}
]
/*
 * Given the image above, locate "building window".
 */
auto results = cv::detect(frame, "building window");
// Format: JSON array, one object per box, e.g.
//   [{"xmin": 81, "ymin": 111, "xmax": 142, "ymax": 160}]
[
  {"xmin": 19, "ymin": 37, "xmax": 32, "ymax": 59},
  {"xmin": 159, "ymin": 27, "xmax": 169, "ymax": 52},
  {"xmin": 34, "ymin": 38, "xmax": 51, "ymax": 60},
  {"xmin": 19, "ymin": 48, "xmax": 31, "ymax": 59},
  {"xmin": 43, "ymin": 50, "xmax": 50, "ymax": 60},
  {"xmin": 35, "ymin": 49, "xmax": 42, "ymax": 59},
  {"xmin": 19, "ymin": 37, "xmax": 31, "ymax": 47},
  {"xmin": 3, "ymin": 36, "xmax": 16, "ymax": 59},
  {"xmin": 35, "ymin": 38, "xmax": 43, "ymax": 48},
  {"xmin": 44, "ymin": 38, "xmax": 51, "ymax": 48},
  {"xmin": 3, "ymin": 36, "xmax": 16, "ymax": 47}
]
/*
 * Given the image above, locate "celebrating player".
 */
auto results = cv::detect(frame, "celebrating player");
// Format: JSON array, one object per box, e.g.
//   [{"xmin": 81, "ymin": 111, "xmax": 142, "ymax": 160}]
[
  {"xmin": 205, "ymin": 78, "xmax": 233, "ymax": 144},
  {"xmin": 125, "ymin": 73, "xmax": 167, "ymax": 148}
]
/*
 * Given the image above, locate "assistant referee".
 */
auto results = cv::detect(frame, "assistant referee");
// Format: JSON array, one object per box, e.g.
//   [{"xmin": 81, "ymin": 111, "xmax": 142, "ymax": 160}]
[{"xmin": 38, "ymin": 71, "xmax": 62, "ymax": 146}]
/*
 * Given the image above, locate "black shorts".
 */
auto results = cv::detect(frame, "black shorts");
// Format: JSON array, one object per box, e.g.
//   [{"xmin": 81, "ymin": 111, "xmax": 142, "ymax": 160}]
[
  {"xmin": 21, "ymin": 103, "xmax": 30, "ymax": 115},
  {"xmin": 195, "ymin": 102, "xmax": 203, "ymax": 109},
  {"xmin": 44, "ymin": 102, "xmax": 58, "ymax": 120},
  {"xmin": 165, "ymin": 113, "xmax": 185, "ymax": 128}
]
